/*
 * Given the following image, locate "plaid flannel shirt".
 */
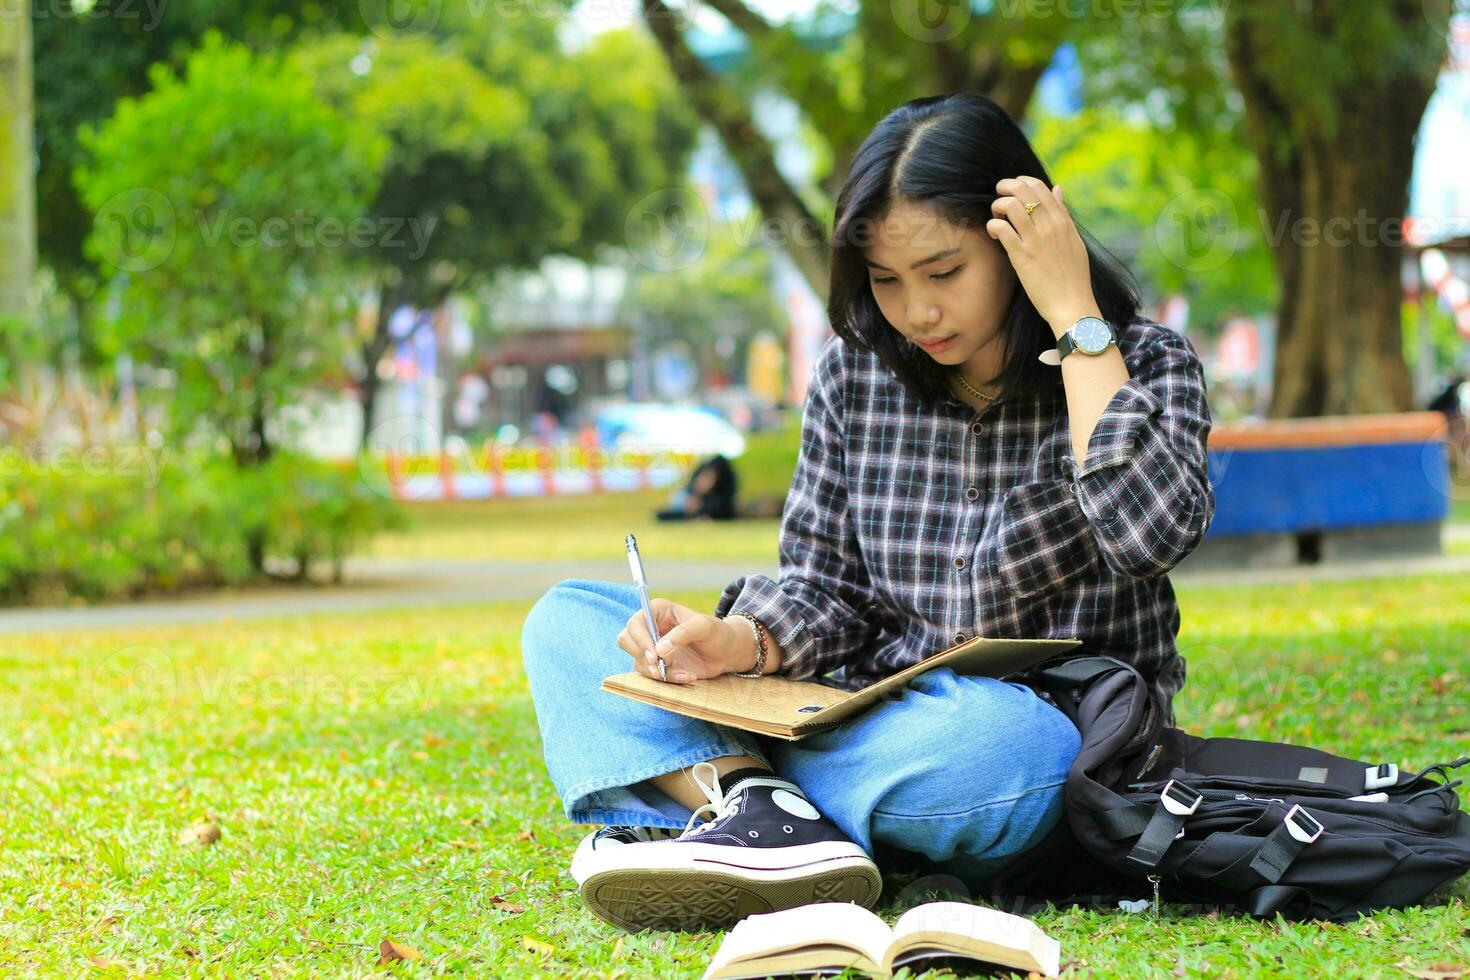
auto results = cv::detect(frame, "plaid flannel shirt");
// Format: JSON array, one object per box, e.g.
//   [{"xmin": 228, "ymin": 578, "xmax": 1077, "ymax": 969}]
[{"xmin": 715, "ymin": 315, "xmax": 1214, "ymax": 726}]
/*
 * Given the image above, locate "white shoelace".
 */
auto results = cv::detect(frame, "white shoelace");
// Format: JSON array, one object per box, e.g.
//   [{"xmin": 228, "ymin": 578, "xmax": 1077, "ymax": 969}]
[{"xmin": 678, "ymin": 761, "xmax": 801, "ymax": 837}]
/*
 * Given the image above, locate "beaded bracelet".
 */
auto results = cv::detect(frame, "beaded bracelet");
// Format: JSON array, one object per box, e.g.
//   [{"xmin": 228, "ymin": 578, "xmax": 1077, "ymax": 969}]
[{"xmin": 725, "ymin": 611, "xmax": 768, "ymax": 678}]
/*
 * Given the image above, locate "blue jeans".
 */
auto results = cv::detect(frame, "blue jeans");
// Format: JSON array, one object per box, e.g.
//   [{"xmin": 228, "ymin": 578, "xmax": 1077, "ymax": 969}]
[{"xmin": 520, "ymin": 578, "xmax": 1081, "ymax": 889}]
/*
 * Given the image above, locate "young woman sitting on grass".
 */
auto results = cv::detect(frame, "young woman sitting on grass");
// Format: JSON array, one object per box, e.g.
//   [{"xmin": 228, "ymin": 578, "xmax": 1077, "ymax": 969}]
[{"xmin": 521, "ymin": 90, "xmax": 1214, "ymax": 933}]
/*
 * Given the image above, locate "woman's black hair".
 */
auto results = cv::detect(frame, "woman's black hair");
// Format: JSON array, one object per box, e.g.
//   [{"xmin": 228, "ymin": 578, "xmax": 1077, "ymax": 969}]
[{"xmin": 827, "ymin": 91, "xmax": 1143, "ymax": 409}]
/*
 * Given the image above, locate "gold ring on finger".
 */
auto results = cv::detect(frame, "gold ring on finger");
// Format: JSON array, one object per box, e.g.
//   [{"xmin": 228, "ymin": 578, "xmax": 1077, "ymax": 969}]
[{"xmin": 1023, "ymin": 199, "xmax": 1040, "ymax": 214}]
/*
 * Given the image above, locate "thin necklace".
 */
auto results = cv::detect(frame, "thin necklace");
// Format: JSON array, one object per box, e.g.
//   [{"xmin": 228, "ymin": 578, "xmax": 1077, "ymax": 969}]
[{"xmin": 952, "ymin": 372, "xmax": 997, "ymax": 402}]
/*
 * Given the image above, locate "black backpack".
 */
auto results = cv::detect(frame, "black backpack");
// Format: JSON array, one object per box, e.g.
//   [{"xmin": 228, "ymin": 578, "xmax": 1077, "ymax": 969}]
[{"xmin": 982, "ymin": 655, "xmax": 1470, "ymax": 922}]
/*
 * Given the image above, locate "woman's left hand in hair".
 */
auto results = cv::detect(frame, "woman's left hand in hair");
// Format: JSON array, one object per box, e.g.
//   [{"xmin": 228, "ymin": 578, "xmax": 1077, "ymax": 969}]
[{"xmin": 988, "ymin": 176, "xmax": 1102, "ymax": 339}]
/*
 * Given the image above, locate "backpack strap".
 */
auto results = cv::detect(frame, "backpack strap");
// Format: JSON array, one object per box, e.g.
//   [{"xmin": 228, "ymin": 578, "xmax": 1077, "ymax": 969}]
[
  {"xmin": 1124, "ymin": 779, "xmax": 1204, "ymax": 871},
  {"xmin": 1096, "ymin": 803, "xmax": 1153, "ymax": 840},
  {"xmin": 1419, "ymin": 756, "xmax": 1470, "ymax": 786},
  {"xmin": 1244, "ymin": 883, "xmax": 1313, "ymax": 919},
  {"xmin": 1245, "ymin": 804, "xmax": 1325, "ymax": 882}
]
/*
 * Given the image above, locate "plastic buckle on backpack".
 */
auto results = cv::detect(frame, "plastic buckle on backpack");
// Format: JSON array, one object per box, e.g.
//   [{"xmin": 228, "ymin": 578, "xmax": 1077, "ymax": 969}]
[
  {"xmin": 1283, "ymin": 804, "xmax": 1323, "ymax": 844},
  {"xmin": 1364, "ymin": 763, "xmax": 1398, "ymax": 791},
  {"xmin": 1161, "ymin": 779, "xmax": 1203, "ymax": 839}
]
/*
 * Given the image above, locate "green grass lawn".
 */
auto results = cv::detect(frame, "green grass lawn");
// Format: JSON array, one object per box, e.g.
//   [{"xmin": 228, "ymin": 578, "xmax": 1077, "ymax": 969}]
[{"xmin": 2, "ymin": 572, "xmax": 1466, "ymax": 976}]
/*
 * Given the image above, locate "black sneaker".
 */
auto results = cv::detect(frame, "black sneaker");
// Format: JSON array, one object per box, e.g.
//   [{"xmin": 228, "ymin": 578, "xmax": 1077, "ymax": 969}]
[
  {"xmin": 572, "ymin": 761, "xmax": 881, "ymax": 932},
  {"xmin": 570, "ymin": 823, "xmax": 683, "ymax": 882}
]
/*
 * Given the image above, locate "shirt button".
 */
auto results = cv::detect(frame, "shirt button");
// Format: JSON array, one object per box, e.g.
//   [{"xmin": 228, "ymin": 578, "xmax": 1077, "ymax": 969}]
[
  {"xmin": 953, "ymin": 555, "xmax": 967, "ymax": 571},
  {"xmin": 970, "ymin": 421, "xmax": 984, "ymax": 436},
  {"xmin": 955, "ymin": 632, "xmax": 969, "ymax": 644},
  {"xmin": 965, "ymin": 486, "xmax": 980, "ymax": 501}
]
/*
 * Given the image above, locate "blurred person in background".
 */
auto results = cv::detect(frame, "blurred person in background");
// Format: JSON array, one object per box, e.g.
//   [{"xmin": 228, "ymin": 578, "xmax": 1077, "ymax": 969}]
[{"xmin": 656, "ymin": 454, "xmax": 738, "ymax": 522}]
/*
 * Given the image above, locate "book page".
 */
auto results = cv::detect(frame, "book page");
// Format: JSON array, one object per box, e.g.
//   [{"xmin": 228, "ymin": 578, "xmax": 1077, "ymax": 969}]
[
  {"xmin": 889, "ymin": 902, "xmax": 1060, "ymax": 978},
  {"xmin": 703, "ymin": 902, "xmax": 893, "ymax": 980},
  {"xmin": 704, "ymin": 945, "xmax": 882, "ymax": 980}
]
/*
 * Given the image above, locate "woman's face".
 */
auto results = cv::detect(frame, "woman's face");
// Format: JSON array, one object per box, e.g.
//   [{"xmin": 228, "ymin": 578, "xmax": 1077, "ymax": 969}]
[{"xmin": 861, "ymin": 199, "xmax": 1017, "ymax": 366}]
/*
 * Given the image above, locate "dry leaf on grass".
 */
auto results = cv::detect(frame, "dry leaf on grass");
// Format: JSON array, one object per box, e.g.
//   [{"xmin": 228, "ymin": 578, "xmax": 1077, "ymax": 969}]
[
  {"xmin": 490, "ymin": 896, "xmax": 525, "ymax": 914},
  {"xmin": 1399, "ymin": 963, "xmax": 1468, "ymax": 980},
  {"xmin": 177, "ymin": 822, "xmax": 222, "ymax": 847},
  {"xmin": 522, "ymin": 936, "xmax": 555, "ymax": 956},
  {"xmin": 87, "ymin": 957, "xmax": 126, "ymax": 970},
  {"xmin": 378, "ymin": 939, "xmax": 422, "ymax": 964}
]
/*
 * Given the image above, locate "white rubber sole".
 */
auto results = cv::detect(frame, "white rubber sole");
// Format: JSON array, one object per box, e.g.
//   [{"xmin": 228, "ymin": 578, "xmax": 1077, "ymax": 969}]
[{"xmin": 574, "ymin": 839, "xmax": 882, "ymax": 933}]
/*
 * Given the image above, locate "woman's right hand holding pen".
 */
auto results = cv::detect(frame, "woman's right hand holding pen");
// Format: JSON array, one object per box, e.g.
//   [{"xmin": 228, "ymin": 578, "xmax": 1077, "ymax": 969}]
[{"xmin": 617, "ymin": 599, "xmax": 781, "ymax": 683}]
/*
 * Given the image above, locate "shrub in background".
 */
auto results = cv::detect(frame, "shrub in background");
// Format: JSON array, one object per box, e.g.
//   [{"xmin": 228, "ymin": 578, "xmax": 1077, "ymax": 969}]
[{"xmin": 0, "ymin": 453, "xmax": 401, "ymax": 605}]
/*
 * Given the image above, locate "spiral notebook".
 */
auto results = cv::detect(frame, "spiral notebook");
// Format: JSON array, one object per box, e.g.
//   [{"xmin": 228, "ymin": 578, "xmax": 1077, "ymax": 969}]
[{"xmin": 600, "ymin": 633, "xmax": 1081, "ymax": 740}]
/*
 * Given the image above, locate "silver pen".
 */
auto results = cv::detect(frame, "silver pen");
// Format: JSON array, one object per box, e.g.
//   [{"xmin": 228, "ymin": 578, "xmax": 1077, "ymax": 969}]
[{"xmin": 625, "ymin": 534, "xmax": 664, "ymax": 661}]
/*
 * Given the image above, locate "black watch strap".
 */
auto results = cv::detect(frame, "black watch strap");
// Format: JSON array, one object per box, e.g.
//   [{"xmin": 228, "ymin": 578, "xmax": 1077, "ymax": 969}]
[{"xmin": 1055, "ymin": 330, "xmax": 1078, "ymax": 362}]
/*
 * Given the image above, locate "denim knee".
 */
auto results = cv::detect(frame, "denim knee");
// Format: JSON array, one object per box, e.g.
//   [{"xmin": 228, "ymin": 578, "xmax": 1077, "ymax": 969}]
[
  {"xmin": 520, "ymin": 581, "xmax": 569, "ymax": 676},
  {"xmin": 770, "ymin": 669, "xmax": 1080, "ymax": 862},
  {"xmin": 865, "ymin": 674, "xmax": 1078, "ymax": 863},
  {"xmin": 520, "ymin": 578, "xmax": 636, "ymax": 674}
]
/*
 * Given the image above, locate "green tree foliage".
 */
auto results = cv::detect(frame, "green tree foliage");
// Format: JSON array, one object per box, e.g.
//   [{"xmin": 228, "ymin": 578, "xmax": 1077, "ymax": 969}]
[
  {"xmin": 74, "ymin": 33, "xmax": 387, "ymax": 467},
  {"xmin": 34, "ymin": 0, "xmax": 366, "ymax": 292},
  {"xmin": 619, "ymin": 220, "xmax": 784, "ymax": 379},
  {"xmin": 287, "ymin": 17, "xmax": 699, "ymax": 445},
  {"xmin": 1030, "ymin": 106, "xmax": 1275, "ymax": 332}
]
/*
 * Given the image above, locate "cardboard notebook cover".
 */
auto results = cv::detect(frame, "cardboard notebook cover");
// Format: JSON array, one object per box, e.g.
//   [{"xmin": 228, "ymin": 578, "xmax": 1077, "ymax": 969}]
[{"xmin": 601, "ymin": 634, "xmax": 1082, "ymax": 740}]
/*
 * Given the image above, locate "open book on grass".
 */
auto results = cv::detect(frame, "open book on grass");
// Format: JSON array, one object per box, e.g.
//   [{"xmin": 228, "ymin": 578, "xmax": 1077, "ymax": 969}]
[
  {"xmin": 702, "ymin": 900, "xmax": 1062, "ymax": 979},
  {"xmin": 602, "ymin": 634, "xmax": 1080, "ymax": 739}
]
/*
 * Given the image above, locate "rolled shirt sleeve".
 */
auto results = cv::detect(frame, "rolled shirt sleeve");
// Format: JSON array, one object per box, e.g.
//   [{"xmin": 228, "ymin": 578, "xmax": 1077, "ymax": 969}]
[
  {"xmin": 715, "ymin": 338, "xmax": 884, "ymax": 680},
  {"xmin": 1058, "ymin": 329, "xmax": 1216, "ymax": 578}
]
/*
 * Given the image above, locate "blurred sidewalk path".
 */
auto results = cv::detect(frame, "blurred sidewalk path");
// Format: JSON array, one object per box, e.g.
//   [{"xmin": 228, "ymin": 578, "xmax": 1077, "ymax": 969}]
[
  {"xmin": 3, "ymin": 544, "xmax": 1470, "ymax": 635},
  {"xmin": 0, "ymin": 558, "xmax": 767, "ymax": 635}
]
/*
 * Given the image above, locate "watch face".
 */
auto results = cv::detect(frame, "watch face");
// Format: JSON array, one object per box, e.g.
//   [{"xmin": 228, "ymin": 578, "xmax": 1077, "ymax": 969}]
[{"xmin": 1073, "ymin": 316, "xmax": 1113, "ymax": 353}]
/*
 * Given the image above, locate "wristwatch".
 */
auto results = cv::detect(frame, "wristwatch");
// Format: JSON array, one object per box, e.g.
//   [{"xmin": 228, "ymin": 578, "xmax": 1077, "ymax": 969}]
[{"xmin": 1039, "ymin": 315, "xmax": 1115, "ymax": 366}]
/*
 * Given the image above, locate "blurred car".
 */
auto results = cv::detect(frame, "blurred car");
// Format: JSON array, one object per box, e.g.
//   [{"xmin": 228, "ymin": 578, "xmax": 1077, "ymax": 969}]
[
  {"xmin": 595, "ymin": 403, "xmax": 746, "ymax": 458},
  {"xmin": 702, "ymin": 387, "xmax": 785, "ymax": 433}
]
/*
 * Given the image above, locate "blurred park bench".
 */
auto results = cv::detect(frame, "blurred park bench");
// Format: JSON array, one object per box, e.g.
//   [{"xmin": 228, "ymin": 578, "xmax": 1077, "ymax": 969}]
[{"xmin": 1180, "ymin": 411, "xmax": 1456, "ymax": 571}]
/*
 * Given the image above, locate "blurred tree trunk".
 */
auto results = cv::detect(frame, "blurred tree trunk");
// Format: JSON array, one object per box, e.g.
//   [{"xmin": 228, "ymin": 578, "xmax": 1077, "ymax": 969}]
[
  {"xmin": 0, "ymin": 0, "xmax": 36, "ymax": 327},
  {"xmin": 1225, "ymin": 1, "xmax": 1444, "ymax": 417},
  {"xmin": 357, "ymin": 278, "xmax": 403, "ymax": 454},
  {"xmin": 641, "ymin": 0, "xmax": 830, "ymax": 298}
]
